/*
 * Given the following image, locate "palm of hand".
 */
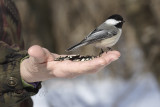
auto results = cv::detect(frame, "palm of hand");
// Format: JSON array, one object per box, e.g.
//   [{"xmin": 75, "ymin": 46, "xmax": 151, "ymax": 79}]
[{"xmin": 20, "ymin": 45, "xmax": 120, "ymax": 82}]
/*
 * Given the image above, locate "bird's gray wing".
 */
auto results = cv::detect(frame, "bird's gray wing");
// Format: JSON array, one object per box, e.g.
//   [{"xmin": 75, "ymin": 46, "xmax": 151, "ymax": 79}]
[
  {"xmin": 89, "ymin": 28, "xmax": 103, "ymax": 35},
  {"xmin": 66, "ymin": 27, "xmax": 118, "ymax": 51},
  {"xmin": 81, "ymin": 28, "xmax": 118, "ymax": 44}
]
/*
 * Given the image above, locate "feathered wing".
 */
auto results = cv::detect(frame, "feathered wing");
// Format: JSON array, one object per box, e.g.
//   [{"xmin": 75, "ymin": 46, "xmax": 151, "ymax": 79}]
[
  {"xmin": 66, "ymin": 41, "xmax": 88, "ymax": 51},
  {"xmin": 66, "ymin": 27, "xmax": 118, "ymax": 51},
  {"xmin": 84, "ymin": 29, "xmax": 118, "ymax": 43}
]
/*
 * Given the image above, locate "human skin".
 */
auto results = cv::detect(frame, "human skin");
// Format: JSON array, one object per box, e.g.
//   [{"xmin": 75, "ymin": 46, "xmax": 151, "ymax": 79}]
[{"xmin": 20, "ymin": 45, "xmax": 120, "ymax": 82}]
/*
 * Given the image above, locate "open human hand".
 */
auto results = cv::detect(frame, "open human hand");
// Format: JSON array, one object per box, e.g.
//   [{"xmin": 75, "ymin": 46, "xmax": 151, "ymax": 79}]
[{"xmin": 20, "ymin": 45, "xmax": 120, "ymax": 82}]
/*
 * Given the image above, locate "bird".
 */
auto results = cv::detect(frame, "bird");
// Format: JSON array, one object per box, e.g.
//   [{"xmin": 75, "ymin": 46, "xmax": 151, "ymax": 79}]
[{"xmin": 66, "ymin": 14, "xmax": 125, "ymax": 54}]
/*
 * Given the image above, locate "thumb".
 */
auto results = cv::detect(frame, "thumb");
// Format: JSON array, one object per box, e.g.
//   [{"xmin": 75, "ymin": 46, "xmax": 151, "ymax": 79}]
[{"xmin": 28, "ymin": 45, "xmax": 53, "ymax": 64}]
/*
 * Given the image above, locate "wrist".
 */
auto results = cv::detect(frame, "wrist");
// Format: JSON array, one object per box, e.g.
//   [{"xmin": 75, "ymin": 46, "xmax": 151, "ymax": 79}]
[{"xmin": 20, "ymin": 58, "xmax": 36, "ymax": 82}]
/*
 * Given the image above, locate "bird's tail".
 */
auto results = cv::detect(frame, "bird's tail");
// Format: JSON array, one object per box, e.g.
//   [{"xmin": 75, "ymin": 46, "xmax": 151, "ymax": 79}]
[{"xmin": 66, "ymin": 42, "xmax": 87, "ymax": 51}]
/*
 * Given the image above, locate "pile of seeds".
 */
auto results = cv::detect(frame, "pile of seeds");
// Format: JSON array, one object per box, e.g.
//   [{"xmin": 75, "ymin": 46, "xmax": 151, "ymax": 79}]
[{"xmin": 54, "ymin": 54, "xmax": 97, "ymax": 61}]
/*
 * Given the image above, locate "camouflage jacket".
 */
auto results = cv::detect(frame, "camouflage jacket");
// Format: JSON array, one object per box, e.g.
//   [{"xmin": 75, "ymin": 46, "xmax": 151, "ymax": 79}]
[{"xmin": 0, "ymin": 0, "xmax": 41, "ymax": 106}]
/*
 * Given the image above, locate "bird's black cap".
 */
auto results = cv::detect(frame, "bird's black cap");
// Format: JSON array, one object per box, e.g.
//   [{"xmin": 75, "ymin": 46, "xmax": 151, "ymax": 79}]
[
  {"xmin": 108, "ymin": 14, "xmax": 125, "ymax": 28},
  {"xmin": 108, "ymin": 14, "xmax": 124, "ymax": 22}
]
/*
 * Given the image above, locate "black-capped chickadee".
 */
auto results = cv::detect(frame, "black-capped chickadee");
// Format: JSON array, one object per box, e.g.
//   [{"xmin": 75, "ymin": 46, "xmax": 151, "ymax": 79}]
[{"xmin": 66, "ymin": 14, "xmax": 125, "ymax": 53}]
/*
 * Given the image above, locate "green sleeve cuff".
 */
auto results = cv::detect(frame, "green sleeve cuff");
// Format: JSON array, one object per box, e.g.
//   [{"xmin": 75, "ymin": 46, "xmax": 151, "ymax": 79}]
[
  {"xmin": 22, "ymin": 79, "xmax": 34, "ymax": 88},
  {"xmin": 20, "ymin": 55, "xmax": 29, "ymax": 63}
]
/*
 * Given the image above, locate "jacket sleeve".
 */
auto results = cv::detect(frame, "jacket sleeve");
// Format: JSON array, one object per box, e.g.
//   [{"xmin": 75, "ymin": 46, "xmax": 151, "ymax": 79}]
[{"xmin": 0, "ymin": 41, "xmax": 41, "ymax": 106}]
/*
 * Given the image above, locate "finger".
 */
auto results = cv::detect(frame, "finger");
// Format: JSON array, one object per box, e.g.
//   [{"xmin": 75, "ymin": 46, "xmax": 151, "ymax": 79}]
[
  {"xmin": 100, "ymin": 51, "xmax": 120, "ymax": 64},
  {"xmin": 69, "ymin": 51, "xmax": 120, "ymax": 73},
  {"xmin": 28, "ymin": 45, "xmax": 54, "ymax": 64},
  {"xmin": 47, "ymin": 51, "xmax": 120, "ymax": 77}
]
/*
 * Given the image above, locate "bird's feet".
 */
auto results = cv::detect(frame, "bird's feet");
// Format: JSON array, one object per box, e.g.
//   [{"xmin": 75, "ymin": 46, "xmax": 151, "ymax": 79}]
[
  {"xmin": 107, "ymin": 47, "xmax": 112, "ymax": 51},
  {"xmin": 98, "ymin": 48, "xmax": 112, "ymax": 57},
  {"xmin": 99, "ymin": 49, "xmax": 104, "ymax": 57}
]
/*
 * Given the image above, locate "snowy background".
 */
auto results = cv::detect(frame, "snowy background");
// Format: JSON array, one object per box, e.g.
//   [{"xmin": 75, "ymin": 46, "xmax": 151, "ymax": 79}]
[{"xmin": 32, "ymin": 71, "xmax": 160, "ymax": 107}]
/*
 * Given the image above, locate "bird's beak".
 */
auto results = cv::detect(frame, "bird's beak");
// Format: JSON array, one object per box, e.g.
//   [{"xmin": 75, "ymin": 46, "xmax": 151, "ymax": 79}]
[{"xmin": 122, "ymin": 20, "xmax": 125, "ymax": 23}]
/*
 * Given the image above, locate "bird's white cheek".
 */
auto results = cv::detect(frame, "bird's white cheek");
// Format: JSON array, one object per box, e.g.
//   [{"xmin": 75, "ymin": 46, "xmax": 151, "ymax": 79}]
[{"xmin": 105, "ymin": 19, "xmax": 121, "ymax": 25}]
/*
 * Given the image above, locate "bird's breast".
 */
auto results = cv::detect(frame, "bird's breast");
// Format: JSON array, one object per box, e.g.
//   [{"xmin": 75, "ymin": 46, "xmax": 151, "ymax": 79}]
[{"xmin": 95, "ymin": 29, "xmax": 122, "ymax": 48}]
